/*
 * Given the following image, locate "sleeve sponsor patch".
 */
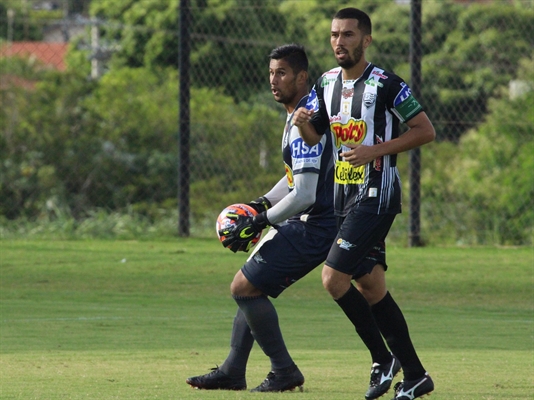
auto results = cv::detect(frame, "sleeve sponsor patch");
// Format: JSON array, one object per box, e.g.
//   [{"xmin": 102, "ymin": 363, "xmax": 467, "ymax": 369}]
[
  {"xmin": 306, "ymin": 87, "xmax": 319, "ymax": 112},
  {"xmin": 393, "ymin": 83, "xmax": 423, "ymax": 122}
]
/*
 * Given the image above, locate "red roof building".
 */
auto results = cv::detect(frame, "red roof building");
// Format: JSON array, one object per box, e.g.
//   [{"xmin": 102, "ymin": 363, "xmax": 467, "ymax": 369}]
[{"xmin": 0, "ymin": 42, "xmax": 68, "ymax": 71}]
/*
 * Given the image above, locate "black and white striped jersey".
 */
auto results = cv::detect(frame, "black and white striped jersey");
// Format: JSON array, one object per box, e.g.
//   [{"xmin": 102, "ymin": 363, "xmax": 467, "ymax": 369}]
[{"xmin": 307, "ymin": 63, "xmax": 423, "ymax": 216}]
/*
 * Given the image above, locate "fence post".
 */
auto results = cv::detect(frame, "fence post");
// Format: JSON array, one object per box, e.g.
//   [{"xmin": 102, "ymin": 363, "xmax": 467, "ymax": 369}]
[
  {"xmin": 178, "ymin": 0, "xmax": 191, "ymax": 237},
  {"xmin": 409, "ymin": 0, "xmax": 423, "ymax": 247}
]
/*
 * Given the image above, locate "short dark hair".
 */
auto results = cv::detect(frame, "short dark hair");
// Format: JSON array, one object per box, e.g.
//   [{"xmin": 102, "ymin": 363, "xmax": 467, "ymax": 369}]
[
  {"xmin": 334, "ymin": 8, "xmax": 372, "ymax": 35},
  {"xmin": 269, "ymin": 43, "xmax": 308, "ymax": 74}
]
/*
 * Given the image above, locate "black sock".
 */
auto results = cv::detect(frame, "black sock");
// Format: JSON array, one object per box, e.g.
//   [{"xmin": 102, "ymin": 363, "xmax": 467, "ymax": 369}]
[
  {"xmin": 335, "ymin": 284, "xmax": 390, "ymax": 365},
  {"xmin": 219, "ymin": 308, "xmax": 254, "ymax": 377},
  {"xmin": 233, "ymin": 295, "xmax": 293, "ymax": 371},
  {"xmin": 371, "ymin": 291, "xmax": 426, "ymax": 380}
]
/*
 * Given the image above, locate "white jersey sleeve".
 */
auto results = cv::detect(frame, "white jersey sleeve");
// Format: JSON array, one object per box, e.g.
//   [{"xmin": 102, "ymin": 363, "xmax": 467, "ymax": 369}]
[{"xmin": 265, "ymin": 172, "xmax": 318, "ymax": 225}]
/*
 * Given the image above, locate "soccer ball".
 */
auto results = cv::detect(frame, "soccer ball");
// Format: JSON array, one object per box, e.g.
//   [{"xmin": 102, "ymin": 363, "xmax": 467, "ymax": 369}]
[{"xmin": 216, "ymin": 203, "xmax": 262, "ymax": 251}]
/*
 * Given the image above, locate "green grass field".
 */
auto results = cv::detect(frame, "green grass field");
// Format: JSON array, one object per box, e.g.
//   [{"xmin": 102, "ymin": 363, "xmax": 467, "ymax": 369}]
[{"xmin": 0, "ymin": 239, "xmax": 532, "ymax": 399}]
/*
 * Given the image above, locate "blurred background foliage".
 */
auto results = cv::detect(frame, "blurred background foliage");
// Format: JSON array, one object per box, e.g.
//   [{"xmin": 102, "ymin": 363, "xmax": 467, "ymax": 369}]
[{"xmin": 0, "ymin": 0, "xmax": 532, "ymax": 245}]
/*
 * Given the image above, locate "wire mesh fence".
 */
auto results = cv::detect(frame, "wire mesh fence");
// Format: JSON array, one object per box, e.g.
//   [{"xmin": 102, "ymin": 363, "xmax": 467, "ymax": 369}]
[{"xmin": 1, "ymin": 0, "xmax": 533, "ymax": 245}]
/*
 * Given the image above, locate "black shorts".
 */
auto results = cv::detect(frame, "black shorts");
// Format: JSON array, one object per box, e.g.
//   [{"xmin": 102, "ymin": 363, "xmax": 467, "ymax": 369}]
[
  {"xmin": 241, "ymin": 221, "xmax": 336, "ymax": 298},
  {"xmin": 325, "ymin": 209, "xmax": 396, "ymax": 279}
]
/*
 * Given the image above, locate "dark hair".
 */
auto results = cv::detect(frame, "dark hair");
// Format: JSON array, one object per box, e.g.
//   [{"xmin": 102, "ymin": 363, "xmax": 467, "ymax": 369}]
[
  {"xmin": 334, "ymin": 8, "xmax": 372, "ymax": 35},
  {"xmin": 269, "ymin": 43, "xmax": 308, "ymax": 74}
]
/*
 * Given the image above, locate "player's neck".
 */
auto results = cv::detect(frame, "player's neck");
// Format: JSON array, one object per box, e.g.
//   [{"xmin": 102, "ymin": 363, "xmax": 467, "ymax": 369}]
[{"xmin": 342, "ymin": 60, "xmax": 370, "ymax": 81}]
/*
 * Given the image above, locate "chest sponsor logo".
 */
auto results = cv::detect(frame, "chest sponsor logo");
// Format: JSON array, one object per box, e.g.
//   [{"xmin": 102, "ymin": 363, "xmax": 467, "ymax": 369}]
[
  {"xmin": 364, "ymin": 78, "xmax": 383, "ymax": 88},
  {"xmin": 372, "ymin": 70, "xmax": 388, "ymax": 80},
  {"xmin": 321, "ymin": 76, "xmax": 337, "ymax": 87},
  {"xmin": 291, "ymin": 137, "xmax": 323, "ymax": 160},
  {"xmin": 342, "ymin": 87, "xmax": 354, "ymax": 99},
  {"xmin": 335, "ymin": 160, "xmax": 366, "ymax": 185},
  {"xmin": 330, "ymin": 118, "xmax": 367, "ymax": 148},
  {"xmin": 363, "ymin": 92, "xmax": 376, "ymax": 108}
]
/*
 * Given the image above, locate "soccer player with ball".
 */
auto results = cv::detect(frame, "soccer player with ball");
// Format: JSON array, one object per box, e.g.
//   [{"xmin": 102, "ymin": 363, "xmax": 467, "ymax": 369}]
[{"xmin": 186, "ymin": 44, "xmax": 337, "ymax": 392}]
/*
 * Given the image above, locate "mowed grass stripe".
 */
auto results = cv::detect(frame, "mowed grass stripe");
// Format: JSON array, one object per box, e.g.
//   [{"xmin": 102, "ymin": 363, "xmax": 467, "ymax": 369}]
[{"xmin": 0, "ymin": 239, "xmax": 532, "ymax": 399}]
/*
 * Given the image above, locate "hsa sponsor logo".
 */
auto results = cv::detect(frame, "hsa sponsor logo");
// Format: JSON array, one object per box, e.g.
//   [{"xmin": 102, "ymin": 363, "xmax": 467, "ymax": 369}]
[{"xmin": 291, "ymin": 138, "xmax": 323, "ymax": 159}]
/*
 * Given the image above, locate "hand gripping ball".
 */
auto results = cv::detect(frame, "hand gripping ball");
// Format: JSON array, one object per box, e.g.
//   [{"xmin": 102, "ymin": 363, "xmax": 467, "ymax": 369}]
[{"xmin": 216, "ymin": 203, "xmax": 262, "ymax": 251}]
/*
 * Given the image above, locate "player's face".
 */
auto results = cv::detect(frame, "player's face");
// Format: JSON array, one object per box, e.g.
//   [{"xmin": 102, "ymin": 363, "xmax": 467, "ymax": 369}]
[
  {"xmin": 331, "ymin": 18, "xmax": 368, "ymax": 69},
  {"xmin": 269, "ymin": 59, "xmax": 299, "ymax": 105}
]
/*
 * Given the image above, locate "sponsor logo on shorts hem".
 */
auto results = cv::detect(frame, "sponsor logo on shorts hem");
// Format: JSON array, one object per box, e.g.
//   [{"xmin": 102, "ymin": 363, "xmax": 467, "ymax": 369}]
[{"xmin": 337, "ymin": 238, "xmax": 356, "ymax": 251}]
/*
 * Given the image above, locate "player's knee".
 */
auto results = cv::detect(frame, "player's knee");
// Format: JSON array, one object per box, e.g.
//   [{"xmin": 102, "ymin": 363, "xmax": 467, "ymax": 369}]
[
  {"xmin": 357, "ymin": 285, "xmax": 376, "ymax": 304},
  {"xmin": 230, "ymin": 270, "xmax": 260, "ymax": 297},
  {"xmin": 322, "ymin": 266, "xmax": 346, "ymax": 298},
  {"xmin": 321, "ymin": 266, "xmax": 332, "ymax": 289}
]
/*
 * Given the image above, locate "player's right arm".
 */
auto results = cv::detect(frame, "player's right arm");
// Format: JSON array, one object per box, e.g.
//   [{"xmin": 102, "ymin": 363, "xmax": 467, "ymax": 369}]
[
  {"xmin": 293, "ymin": 108, "xmax": 322, "ymax": 146},
  {"xmin": 294, "ymin": 84, "xmax": 330, "ymax": 146}
]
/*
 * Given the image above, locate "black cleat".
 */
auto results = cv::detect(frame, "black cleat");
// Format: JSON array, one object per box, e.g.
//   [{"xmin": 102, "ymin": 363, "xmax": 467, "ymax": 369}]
[
  {"xmin": 365, "ymin": 354, "xmax": 402, "ymax": 400},
  {"xmin": 391, "ymin": 373, "xmax": 434, "ymax": 400},
  {"xmin": 186, "ymin": 366, "xmax": 246, "ymax": 390},
  {"xmin": 250, "ymin": 363, "xmax": 304, "ymax": 392}
]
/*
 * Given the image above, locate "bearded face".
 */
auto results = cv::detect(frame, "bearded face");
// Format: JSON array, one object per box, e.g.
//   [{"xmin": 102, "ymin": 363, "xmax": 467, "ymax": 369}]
[{"xmin": 336, "ymin": 37, "xmax": 365, "ymax": 69}]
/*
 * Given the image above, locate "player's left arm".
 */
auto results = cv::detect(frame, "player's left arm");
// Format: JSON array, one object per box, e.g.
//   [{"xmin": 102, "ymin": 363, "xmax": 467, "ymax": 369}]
[
  {"xmin": 264, "ymin": 172, "xmax": 318, "ymax": 225},
  {"xmin": 262, "ymin": 176, "xmax": 290, "ymax": 206},
  {"xmin": 220, "ymin": 172, "xmax": 317, "ymax": 252}
]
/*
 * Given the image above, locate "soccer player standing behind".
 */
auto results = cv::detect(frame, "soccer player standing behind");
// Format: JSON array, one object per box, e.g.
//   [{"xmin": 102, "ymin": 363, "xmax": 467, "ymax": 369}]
[
  {"xmin": 293, "ymin": 8, "xmax": 435, "ymax": 400},
  {"xmin": 186, "ymin": 44, "xmax": 336, "ymax": 392}
]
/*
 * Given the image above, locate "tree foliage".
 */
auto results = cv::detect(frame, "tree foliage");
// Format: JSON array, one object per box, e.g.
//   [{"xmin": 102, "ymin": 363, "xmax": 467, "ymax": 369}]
[
  {"xmin": 1, "ymin": 0, "xmax": 533, "ymax": 244},
  {"xmin": 422, "ymin": 57, "xmax": 534, "ymax": 245}
]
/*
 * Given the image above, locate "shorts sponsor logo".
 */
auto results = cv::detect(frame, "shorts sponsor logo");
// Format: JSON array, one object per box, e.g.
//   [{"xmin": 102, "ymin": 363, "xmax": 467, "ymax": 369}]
[
  {"xmin": 283, "ymin": 277, "xmax": 297, "ymax": 288},
  {"xmin": 330, "ymin": 118, "xmax": 367, "ymax": 148},
  {"xmin": 335, "ymin": 160, "xmax": 365, "ymax": 184},
  {"xmin": 337, "ymin": 238, "xmax": 356, "ymax": 250},
  {"xmin": 253, "ymin": 253, "xmax": 266, "ymax": 263}
]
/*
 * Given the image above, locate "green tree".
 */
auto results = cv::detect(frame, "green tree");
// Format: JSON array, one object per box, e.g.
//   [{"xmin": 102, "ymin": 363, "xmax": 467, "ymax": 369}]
[
  {"xmin": 422, "ymin": 57, "xmax": 534, "ymax": 245},
  {"xmin": 0, "ymin": 67, "xmax": 97, "ymax": 219},
  {"xmin": 90, "ymin": 0, "xmax": 290, "ymax": 100},
  {"xmin": 0, "ymin": 62, "xmax": 283, "ymax": 222},
  {"xmin": 422, "ymin": 2, "xmax": 534, "ymax": 141},
  {"xmin": 0, "ymin": 1, "xmax": 42, "ymax": 41}
]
